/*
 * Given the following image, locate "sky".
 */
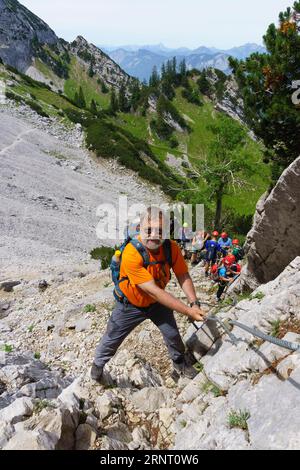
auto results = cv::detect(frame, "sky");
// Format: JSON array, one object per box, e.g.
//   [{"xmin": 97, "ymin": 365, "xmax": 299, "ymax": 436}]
[{"xmin": 20, "ymin": 0, "xmax": 292, "ymax": 49}]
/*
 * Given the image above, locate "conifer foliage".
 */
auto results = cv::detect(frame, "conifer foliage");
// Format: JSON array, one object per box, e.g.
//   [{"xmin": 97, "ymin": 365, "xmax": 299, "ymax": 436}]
[{"xmin": 229, "ymin": 1, "xmax": 300, "ymax": 179}]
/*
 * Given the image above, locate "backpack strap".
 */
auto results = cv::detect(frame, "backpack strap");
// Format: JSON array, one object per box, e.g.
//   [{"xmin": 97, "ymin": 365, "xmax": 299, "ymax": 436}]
[
  {"xmin": 114, "ymin": 239, "xmax": 173, "ymax": 304},
  {"xmin": 130, "ymin": 238, "xmax": 173, "ymax": 269},
  {"xmin": 162, "ymin": 239, "xmax": 173, "ymax": 268}
]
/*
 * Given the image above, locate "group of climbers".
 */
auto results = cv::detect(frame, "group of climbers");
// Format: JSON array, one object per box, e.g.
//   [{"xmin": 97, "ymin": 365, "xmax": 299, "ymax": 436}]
[
  {"xmin": 205, "ymin": 231, "xmax": 243, "ymax": 302},
  {"xmin": 177, "ymin": 226, "xmax": 244, "ymax": 303}
]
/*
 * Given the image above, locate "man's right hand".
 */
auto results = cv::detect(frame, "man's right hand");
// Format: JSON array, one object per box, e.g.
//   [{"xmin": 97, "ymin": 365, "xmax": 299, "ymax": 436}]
[{"xmin": 188, "ymin": 305, "xmax": 206, "ymax": 322}]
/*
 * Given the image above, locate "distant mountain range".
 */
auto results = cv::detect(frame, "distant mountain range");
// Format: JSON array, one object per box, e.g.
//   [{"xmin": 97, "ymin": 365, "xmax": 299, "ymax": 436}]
[{"xmin": 100, "ymin": 43, "xmax": 267, "ymax": 81}]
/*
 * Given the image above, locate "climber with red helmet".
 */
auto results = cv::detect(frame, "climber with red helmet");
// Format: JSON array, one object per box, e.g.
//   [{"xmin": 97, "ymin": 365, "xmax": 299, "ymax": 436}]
[
  {"xmin": 216, "ymin": 254, "xmax": 240, "ymax": 302},
  {"xmin": 218, "ymin": 232, "xmax": 232, "ymax": 252},
  {"xmin": 232, "ymin": 239, "xmax": 245, "ymax": 262},
  {"xmin": 204, "ymin": 231, "xmax": 223, "ymax": 277}
]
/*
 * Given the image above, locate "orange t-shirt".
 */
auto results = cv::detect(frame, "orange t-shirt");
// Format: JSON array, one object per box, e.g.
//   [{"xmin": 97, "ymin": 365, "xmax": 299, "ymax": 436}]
[{"xmin": 119, "ymin": 237, "xmax": 188, "ymax": 308}]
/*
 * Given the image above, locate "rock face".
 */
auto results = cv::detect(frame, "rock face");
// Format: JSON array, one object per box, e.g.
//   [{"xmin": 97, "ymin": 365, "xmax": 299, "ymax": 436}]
[
  {"xmin": 235, "ymin": 157, "xmax": 300, "ymax": 291},
  {"xmin": 0, "ymin": 0, "xmax": 57, "ymax": 71},
  {"xmin": 1, "ymin": 259, "xmax": 300, "ymax": 450},
  {"xmin": 174, "ymin": 258, "xmax": 300, "ymax": 450},
  {"xmin": 69, "ymin": 36, "xmax": 132, "ymax": 90},
  {"xmin": 215, "ymin": 75, "xmax": 245, "ymax": 124},
  {"xmin": 0, "ymin": 0, "xmax": 131, "ymax": 90}
]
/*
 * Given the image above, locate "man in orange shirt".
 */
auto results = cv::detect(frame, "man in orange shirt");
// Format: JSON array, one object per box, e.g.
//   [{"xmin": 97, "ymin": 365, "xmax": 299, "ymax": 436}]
[{"xmin": 91, "ymin": 207, "xmax": 206, "ymax": 383}]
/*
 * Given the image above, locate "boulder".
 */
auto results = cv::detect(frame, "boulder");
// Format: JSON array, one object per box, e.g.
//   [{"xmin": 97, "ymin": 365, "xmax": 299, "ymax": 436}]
[
  {"xmin": 130, "ymin": 387, "xmax": 174, "ymax": 413},
  {"xmin": 95, "ymin": 391, "xmax": 122, "ymax": 421},
  {"xmin": 0, "ymin": 397, "xmax": 34, "ymax": 424},
  {"xmin": 75, "ymin": 423, "xmax": 97, "ymax": 450},
  {"xmin": 235, "ymin": 156, "xmax": 300, "ymax": 291},
  {"xmin": 3, "ymin": 429, "xmax": 56, "ymax": 450}
]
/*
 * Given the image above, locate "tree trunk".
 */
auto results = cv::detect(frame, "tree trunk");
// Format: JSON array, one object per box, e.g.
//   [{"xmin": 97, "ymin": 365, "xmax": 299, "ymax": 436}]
[{"xmin": 214, "ymin": 187, "xmax": 224, "ymax": 230}]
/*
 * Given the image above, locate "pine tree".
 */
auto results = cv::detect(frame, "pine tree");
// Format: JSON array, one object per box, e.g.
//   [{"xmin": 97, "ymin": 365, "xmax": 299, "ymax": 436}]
[
  {"xmin": 162, "ymin": 77, "xmax": 175, "ymax": 100},
  {"xmin": 172, "ymin": 56, "xmax": 177, "ymax": 77},
  {"xmin": 75, "ymin": 86, "xmax": 86, "ymax": 108},
  {"xmin": 166, "ymin": 60, "xmax": 173, "ymax": 79},
  {"xmin": 118, "ymin": 83, "xmax": 128, "ymax": 112},
  {"xmin": 110, "ymin": 88, "xmax": 119, "ymax": 113},
  {"xmin": 149, "ymin": 66, "xmax": 160, "ymax": 88},
  {"xmin": 179, "ymin": 59, "xmax": 187, "ymax": 77},
  {"xmin": 88, "ymin": 63, "xmax": 94, "ymax": 78},
  {"xmin": 101, "ymin": 81, "xmax": 109, "ymax": 94},
  {"xmin": 129, "ymin": 81, "xmax": 141, "ymax": 111},
  {"xmin": 197, "ymin": 71, "xmax": 212, "ymax": 95},
  {"xmin": 90, "ymin": 99, "xmax": 97, "ymax": 114},
  {"xmin": 192, "ymin": 115, "xmax": 254, "ymax": 229},
  {"xmin": 229, "ymin": 1, "xmax": 300, "ymax": 179}
]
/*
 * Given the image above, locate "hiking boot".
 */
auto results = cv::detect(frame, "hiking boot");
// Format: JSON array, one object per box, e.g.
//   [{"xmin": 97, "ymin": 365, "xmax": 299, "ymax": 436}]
[
  {"xmin": 90, "ymin": 363, "xmax": 103, "ymax": 383},
  {"xmin": 172, "ymin": 359, "xmax": 198, "ymax": 380}
]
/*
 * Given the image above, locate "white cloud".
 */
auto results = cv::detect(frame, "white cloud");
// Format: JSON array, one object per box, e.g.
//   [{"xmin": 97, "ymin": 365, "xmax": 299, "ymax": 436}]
[{"xmin": 20, "ymin": 0, "xmax": 291, "ymax": 48}]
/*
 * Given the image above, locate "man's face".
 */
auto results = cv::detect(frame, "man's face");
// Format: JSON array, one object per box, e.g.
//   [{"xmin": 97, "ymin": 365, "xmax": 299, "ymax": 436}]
[{"xmin": 140, "ymin": 217, "xmax": 165, "ymax": 251}]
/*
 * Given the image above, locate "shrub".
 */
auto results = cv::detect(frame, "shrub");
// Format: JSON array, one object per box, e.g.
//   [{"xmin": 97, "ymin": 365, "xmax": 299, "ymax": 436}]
[
  {"xmin": 84, "ymin": 304, "xmax": 96, "ymax": 313},
  {"xmin": 228, "ymin": 410, "xmax": 250, "ymax": 430},
  {"xmin": 64, "ymin": 108, "xmax": 93, "ymax": 126},
  {"xmin": 1, "ymin": 344, "xmax": 13, "ymax": 353},
  {"xmin": 86, "ymin": 118, "xmax": 182, "ymax": 197},
  {"xmin": 90, "ymin": 246, "xmax": 115, "ymax": 270},
  {"xmin": 182, "ymin": 87, "xmax": 203, "ymax": 106},
  {"xmin": 169, "ymin": 136, "xmax": 179, "ymax": 148},
  {"xmin": 25, "ymin": 99, "xmax": 49, "ymax": 118},
  {"xmin": 5, "ymin": 90, "xmax": 23, "ymax": 103}
]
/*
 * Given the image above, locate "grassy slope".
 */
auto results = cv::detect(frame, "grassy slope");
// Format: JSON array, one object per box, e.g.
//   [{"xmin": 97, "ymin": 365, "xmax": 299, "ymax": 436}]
[
  {"xmin": 111, "ymin": 86, "xmax": 270, "ymax": 216},
  {"xmin": 173, "ymin": 87, "xmax": 270, "ymax": 216},
  {"xmin": 64, "ymin": 56, "xmax": 110, "ymax": 109},
  {"xmin": 1, "ymin": 62, "xmax": 270, "ymax": 217}
]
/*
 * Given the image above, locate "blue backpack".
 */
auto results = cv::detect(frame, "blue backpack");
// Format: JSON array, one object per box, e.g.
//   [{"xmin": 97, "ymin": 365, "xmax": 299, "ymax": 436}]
[{"xmin": 111, "ymin": 237, "xmax": 173, "ymax": 303}]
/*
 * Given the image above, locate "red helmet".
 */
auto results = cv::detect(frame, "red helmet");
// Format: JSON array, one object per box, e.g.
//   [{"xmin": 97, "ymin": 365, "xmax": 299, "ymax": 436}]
[
  {"xmin": 223, "ymin": 255, "xmax": 236, "ymax": 266},
  {"xmin": 233, "ymin": 239, "xmax": 239, "ymax": 245},
  {"xmin": 231, "ymin": 263, "xmax": 241, "ymax": 274},
  {"xmin": 212, "ymin": 231, "xmax": 219, "ymax": 237},
  {"xmin": 221, "ymin": 232, "xmax": 228, "ymax": 239}
]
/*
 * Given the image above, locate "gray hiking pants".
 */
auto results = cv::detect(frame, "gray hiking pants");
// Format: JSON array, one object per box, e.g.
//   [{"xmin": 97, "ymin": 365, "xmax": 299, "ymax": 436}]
[{"xmin": 94, "ymin": 301, "xmax": 185, "ymax": 369}]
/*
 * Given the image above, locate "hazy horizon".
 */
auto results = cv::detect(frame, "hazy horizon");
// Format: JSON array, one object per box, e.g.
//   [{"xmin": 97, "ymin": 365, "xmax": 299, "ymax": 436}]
[{"xmin": 20, "ymin": 0, "xmax": 291, "ymax": 50}]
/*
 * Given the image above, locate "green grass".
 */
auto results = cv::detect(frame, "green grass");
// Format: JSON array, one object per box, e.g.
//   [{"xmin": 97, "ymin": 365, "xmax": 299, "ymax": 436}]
[
  {"xmin": 250, "ymin": 292, "xmax": 265, "ymax": 301},
  {"xmin": 1, "ymin": 344, "xmax": 13, "ymax": 353},
  {"xmin": 34, "ymin": 352, "xmax": 41, "ymax": 360},
  {"xmin": 34, "ymin": 400, "xmax": 57, "ymax": 414},
  {"xmin": 84, "ymin": 304, "xmax": 97, "ymax": 313},
  {"xmin": 228, "ymin": 410, "xmax": 250, "ymax": 430},
  {"xmin": 172, "ymin": 88, "xmax": 270, "ymax": 216},
  {"xmin": 115, "ymin": 112, "xmax": 149, "ymax": 141},
  {"xmin": 34, "ymin": 58, "xmax": 62, "ymax": 86},
  {"xmin": 1, "ymin": 61, "xmax": 270, "ymax": 227},
  {"xmin": 64, "ymin": 57, "xmax": 110, "ymax": 109},
  {"xmin": 201, "ymin": 381, "xmax": 224, "ymax": 398},
  {"xmin": 194, "ymin": 362, "xmax": 204, "ymax": 373},
  {"xmin": 270, "ymin": 320, "xmax": 281, "ymax": 338},
  {"xmin": 85, "ymin": 118, "xmax": 182, "ymax": 196}
]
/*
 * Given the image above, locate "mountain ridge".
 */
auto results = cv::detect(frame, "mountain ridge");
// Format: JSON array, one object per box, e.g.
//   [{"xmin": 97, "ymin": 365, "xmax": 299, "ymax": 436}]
[
  {"xmin": 0, "ymin": 0, "xmax": 132, "ymax": 93},
  {"xmin": 102, "ymin": 43, "xmax": 267, "ymax": 81}
]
